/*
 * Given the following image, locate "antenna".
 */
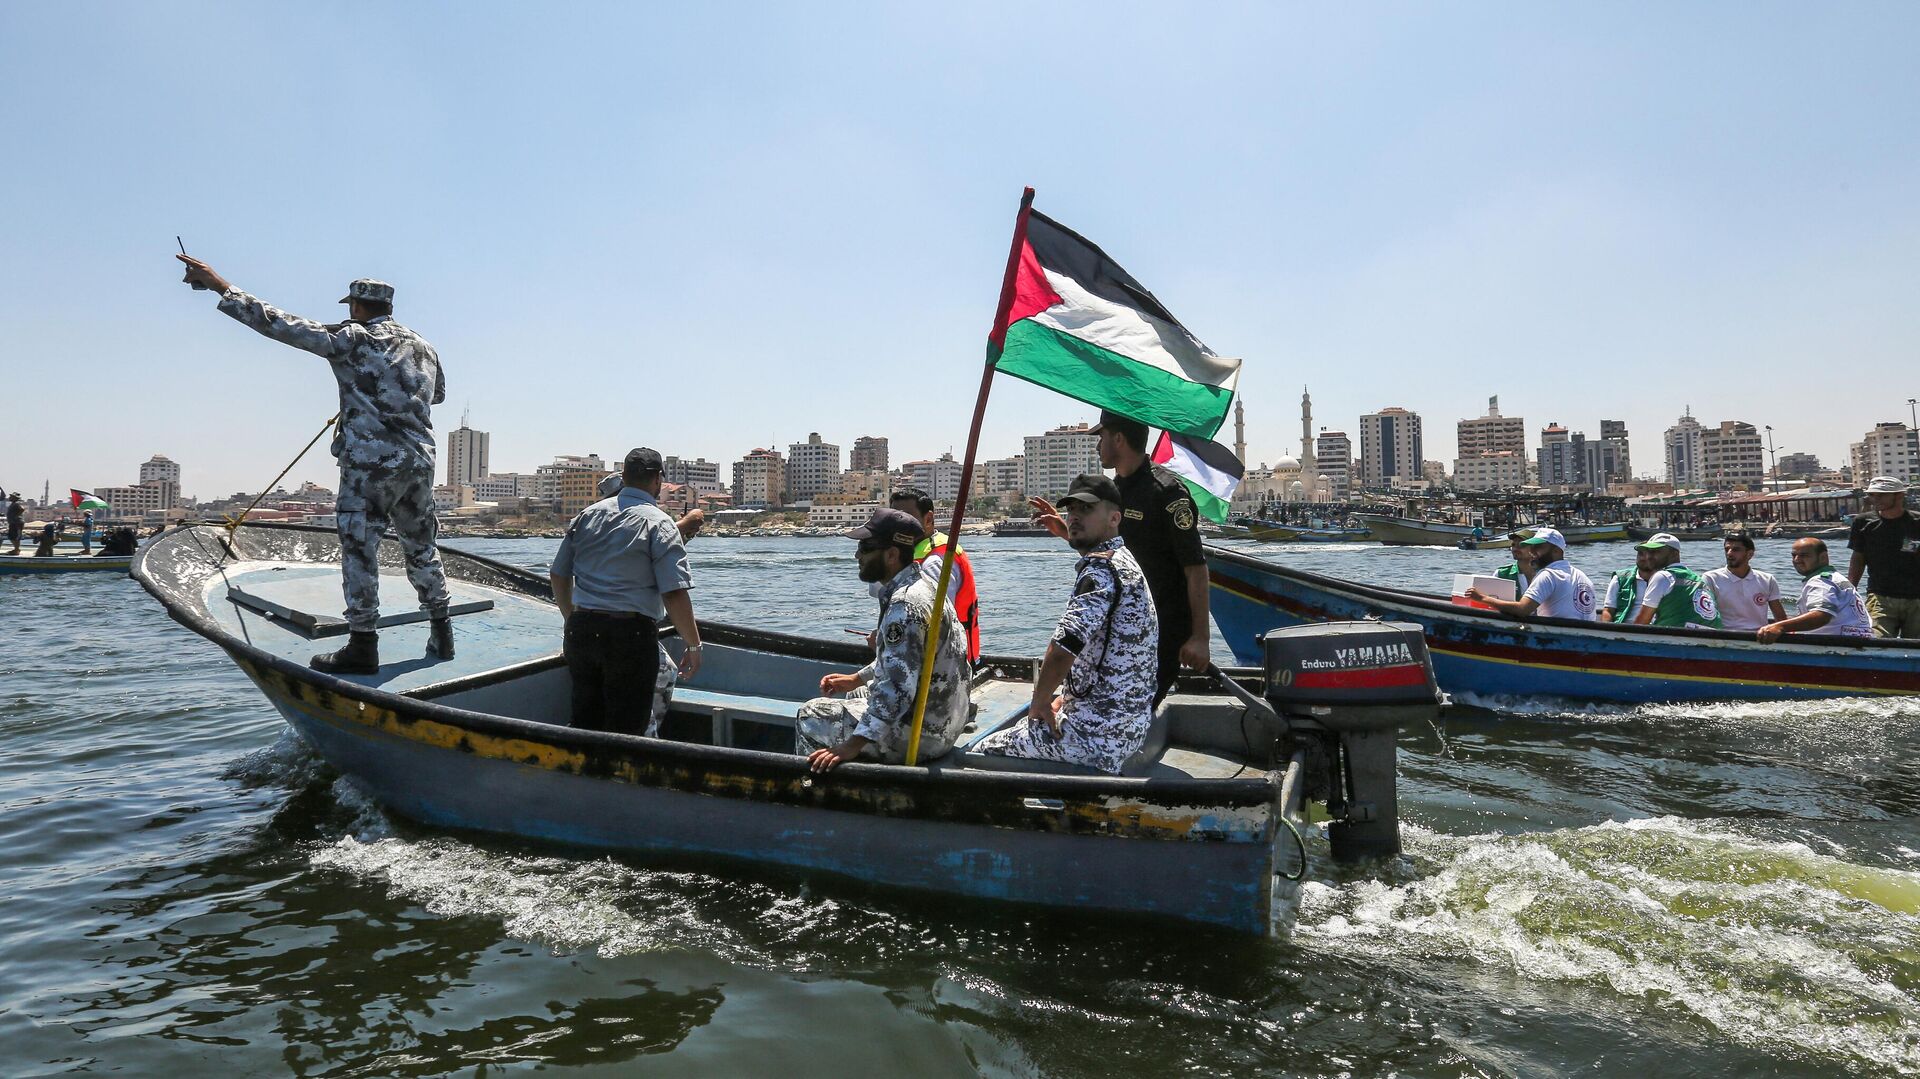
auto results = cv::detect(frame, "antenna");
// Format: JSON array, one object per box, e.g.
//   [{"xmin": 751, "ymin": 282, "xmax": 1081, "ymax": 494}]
[{"xmin": 461, "ymin": 403, "xmax": 471, "ymax": 430}]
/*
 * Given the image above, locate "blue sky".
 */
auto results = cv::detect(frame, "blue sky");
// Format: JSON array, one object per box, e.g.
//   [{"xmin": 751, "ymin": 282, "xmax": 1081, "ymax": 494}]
[{"xmin": 4, "ymin": 3, "xmax": 1917, "ymax": 499}]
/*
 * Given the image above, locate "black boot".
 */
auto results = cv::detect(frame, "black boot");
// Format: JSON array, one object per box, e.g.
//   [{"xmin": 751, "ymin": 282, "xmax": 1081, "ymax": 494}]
[
  {"xmin": 312, "ymin": 631, "xmax": 380, "ymax": 674},
  {"xmin": 428, "ymin": 617, "xmax": 455, "ymax": 660}
]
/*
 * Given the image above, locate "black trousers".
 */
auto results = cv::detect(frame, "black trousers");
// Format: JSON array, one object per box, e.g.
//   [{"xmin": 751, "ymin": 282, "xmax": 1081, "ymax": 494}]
[
  {"xmin": 1154, "ymin": 634, "xmax": 1183, "ymax": 706},
  {"xmin": 564, "ymin": 610, "xmax": 659, "ymax": 735}
]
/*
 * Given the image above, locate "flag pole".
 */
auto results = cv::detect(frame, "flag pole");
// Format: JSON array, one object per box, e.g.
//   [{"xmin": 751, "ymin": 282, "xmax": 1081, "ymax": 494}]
[{"xmin": 903, "ymin": 185, "xmax": 1036, "ymax": 766}]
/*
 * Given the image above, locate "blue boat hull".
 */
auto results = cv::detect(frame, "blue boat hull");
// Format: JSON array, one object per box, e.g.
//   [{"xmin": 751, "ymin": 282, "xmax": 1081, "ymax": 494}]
[{"xmin": 1207, "ymin": 545, "xmax": 1920, "ymax": 704}]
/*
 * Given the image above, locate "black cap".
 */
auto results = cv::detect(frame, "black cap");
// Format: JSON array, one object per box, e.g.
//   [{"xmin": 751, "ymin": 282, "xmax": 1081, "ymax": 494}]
[
  {"xmin": 1059, "ymin": 472, "xmax": 1122, "ymax": 507},
  {"xmin": 1087, "ymin": 409, "xmax": 1149, "ymax": 450},
  {"xmin": 623, "ymin": 447, "xmax": 664, "ymax": 474},
  {"xmin": 848, "ymin": 508, "xmax": 925, "ymax": 549}
]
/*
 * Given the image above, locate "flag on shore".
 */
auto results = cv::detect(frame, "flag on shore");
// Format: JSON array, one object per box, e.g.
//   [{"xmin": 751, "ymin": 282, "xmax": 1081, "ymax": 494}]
[
  {"xmin": 69, "ymin": 489, "xmax": 108, "ymax": 511},
  {"xmin": 1151, "ymin": 431, "xmax": 1243, "ymax": 524},
  {"xmin": 992, "ymin": 210, "xmax": 1241, "ymax": 440}
]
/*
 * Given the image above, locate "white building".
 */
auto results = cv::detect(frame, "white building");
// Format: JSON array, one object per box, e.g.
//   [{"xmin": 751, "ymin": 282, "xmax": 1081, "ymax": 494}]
[
  {"xmin": 535, "ymin": 454, "xmax": 608, "ymax": 504},
  {"xmin": 785, "ymin": 433, "xmax": 841, "ymax": 502},
  {"xmin": 1358, "ymin": 408, "xmax": 1422, "ymax": 488},
  {"xmin": 139, "ymin": 454, "xmax": 181, "ymax": 487},
  {"xmin": 431, "ymin": 484, "xmax": 475, "ymax": 512},
  {"xmin": 94, "ymin": 480, "xmax": 175, "ymax": 518},
  {"xmin": 1023, "ymin": 423, "xmax": 1101, "ymax": 498},
  {"xmin": 1315, "ymin": 430, "xmax": 1352, "ymax": 499},
  {"xmin": 906, "ymin": 453, "xmax": 964, "ymax": 501},
  {"xmin": 1452, "ymin": 450, "xmax": 1527, "ymax": 491},
  {"xmin": 976, "ymin": 456, "xmax": 1025, "ymax": 498},
  {"xmin": 664, "ymin": 456, "xmax": 725, "ymax": 496},
  {"xmin": 806, "ymin": 500, "xmax": 884, "ymax": 528},
  {"xmin": 1664, "ymin": 411, "xmax": 1705, "ymax": 487},
  {"xmin": 474, "ymin": 473, "xmax": 538, "ymax": 501},
  {"xmin": 447, "ymin": 424, "xmax": 490, "ymax": 487},
  {"xmin": 1853, "ymin": 422, "xmax": 1919, "ymax": 483}
]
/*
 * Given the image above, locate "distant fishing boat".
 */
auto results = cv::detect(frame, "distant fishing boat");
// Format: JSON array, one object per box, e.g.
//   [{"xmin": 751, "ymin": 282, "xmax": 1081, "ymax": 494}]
[
  {"xmin": 1626, "ymin": 523, "xmax": 1723, "ymax": 542},
  {"xmin": 989, "ymin": 520, "xmax": 1055, "ymax": 537},
  {"xmin": 134, "ymin": 521, "xmax": 1439, "ymax": 936},
  {"xmin": 1363, "ymin": 514, "xmax": 1628, "ymax": 547},
  {"xmin": 1207, "ymin": 544, "xmax": 1920, "ymax": 704},
  {"xmin": 0, "ymin": 551, "xmax": 134, "ymax": 576}
]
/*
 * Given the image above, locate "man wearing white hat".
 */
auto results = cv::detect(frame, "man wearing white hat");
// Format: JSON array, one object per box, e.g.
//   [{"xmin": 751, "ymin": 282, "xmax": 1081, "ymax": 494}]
[
  {"xmin": 1465, "ymin": 527, "xmax": 1596, "ymax": 621},
  {"xmin": 1624, "ymin": 533, "xmax": 1722, "ymax": 629},
  {"xmin": 1847, "ymin": 476, "xmax": 1920, "ymax": 639}
]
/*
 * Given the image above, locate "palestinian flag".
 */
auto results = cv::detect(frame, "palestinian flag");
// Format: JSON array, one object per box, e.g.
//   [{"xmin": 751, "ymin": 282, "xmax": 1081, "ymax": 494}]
[
  {"xmin": 993, "ymin": 209, "xmax": 1241, "ymax": 440},
  {"xmin": 70, "ymin": 489, "xmax": 109, "ymax": 512},
  {"xmin": 1151, "ymin": 431, "xmax": 1243, "ymax": 524}
]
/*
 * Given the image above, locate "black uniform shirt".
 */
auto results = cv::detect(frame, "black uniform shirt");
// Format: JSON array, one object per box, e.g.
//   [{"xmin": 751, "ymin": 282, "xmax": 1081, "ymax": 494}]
[
  {"xmin": 1848, "ymin": 510, "xmax": 1920, "ymax": 598},
  {"xmin": 1114, "ymin": 463, "xmax": 1205, "ymax": 645}
]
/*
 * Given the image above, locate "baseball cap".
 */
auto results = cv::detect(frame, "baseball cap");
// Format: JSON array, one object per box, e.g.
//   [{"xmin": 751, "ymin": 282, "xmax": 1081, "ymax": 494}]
[
  {"xmin": 338, "ymin": 278, "xmax": 395, "ymax": 305},
  {"xmin": 1086, "ymin": 409, "xmax": 1149, "ymax": 450},
  {"xmin": 1058, "ymin": 473, "xmax": 1122, "ymax": 507},
  {"xmin": 623, "ymin": 447, "xmax": 664, "ymax": 474},
  {"xmin": 1866, "ymin": 476, "xmax": 1910, "ymax": 494},
  {"xmin": 1520, "ymin": 526, "xmax": 1567, "ymax": 549},
  {"xmin": 848, "ymin": 508, "xmax": 924, "ymax": 549},
  {"xmin": 1506, "ymin": 528, "xmax": 1535, "ymax": 543},
  {"xmin": 1635, "ymin": 532, "xmax": 1682, "ymax": 550}
]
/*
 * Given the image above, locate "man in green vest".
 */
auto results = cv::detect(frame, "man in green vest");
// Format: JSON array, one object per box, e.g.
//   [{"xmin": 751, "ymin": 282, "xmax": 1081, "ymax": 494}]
[
  {"xmin": 1599, "ymin": 542, "xmax": 1657, "ymax": 624},
  {"xmin": 1625, "ymin": 533, "xmax": 1723, "ymax": 629},
  {"xmin": 1493, "ymin": 529, "xmax": 1534, "ymax": 596}
]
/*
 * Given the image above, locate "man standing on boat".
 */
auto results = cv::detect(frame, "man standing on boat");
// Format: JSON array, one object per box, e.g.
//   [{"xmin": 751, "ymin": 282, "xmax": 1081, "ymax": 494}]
[
  {"xmin": 1702, "ymin": 533, "xmax": 1786, "ymax": 633},
  {"xmin": 1029, "ymin": 411, "xmax": 1209, "ymax": 703},
  {"xmin": 1847, "ymin": 477, "xmax": 1920, "ymax": 639},
  {"xmin": 977, "ymin": 474, "xmax": 1159, "ymax": 775},
  {"xmin": 6, "ymin": 492, "xmax": 23, "ymax": 555},
  {"xmin": 1760, "ymin": 538, "xmax": 1873, "ymax": 641},
  {"xmin": 889, "ymin": 487, "xmax": 981, "ymax": 662},
  {"xmin": 1623, "ymin": 535, "xmax": 1722, "ymax": 629},
  {"xmin": 800, "ymin": 509, "xmax": 971, "ymax": 771},
  {"xmin": 1465, "ymin": 528, "xmax": 1596, "ymax": 621},
  {"xmin": 176, "ymin": 256, "xmax": 453, "ymax": 673},
  {"xmin": 551, "ymin": 448, "xmax": 703, "ymax": 735}
]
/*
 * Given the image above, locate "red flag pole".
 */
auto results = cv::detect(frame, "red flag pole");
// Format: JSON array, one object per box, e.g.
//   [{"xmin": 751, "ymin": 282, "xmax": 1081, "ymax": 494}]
[{"xmin": 903, "ymin": 186, "xmax": 1035, "ymax": 766}]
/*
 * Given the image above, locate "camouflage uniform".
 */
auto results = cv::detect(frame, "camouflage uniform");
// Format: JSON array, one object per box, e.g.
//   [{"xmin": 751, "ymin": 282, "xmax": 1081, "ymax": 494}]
[
  {"xmin": 796, "ymin": 563, "xmax": 972, "ymax": 763},
  {"xmin": 977, "ymin": 537, "xmax": 1160, "ymax": 775},
  {"xmin": 217, "ymin": 286, "xmax": 450, "ymax": 633}
]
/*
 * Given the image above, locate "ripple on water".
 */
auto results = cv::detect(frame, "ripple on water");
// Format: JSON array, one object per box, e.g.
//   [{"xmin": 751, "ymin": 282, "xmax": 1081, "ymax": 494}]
[{"xmin": 1296, "ymin": 816, "xmax": 1920, "ymax": 1073}]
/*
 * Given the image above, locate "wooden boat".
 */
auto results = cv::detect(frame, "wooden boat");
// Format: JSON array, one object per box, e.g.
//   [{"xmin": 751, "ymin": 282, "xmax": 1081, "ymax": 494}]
[
  {"xmin": 0, "ymin": 550, "xmax": 134, "ymax": 575},
  {"xmin": 1217, "ymin": 520, "xmax": 1302, "ymax": 542},
  {"xmin": 1626, "ymin": 523, "xmax": 1723, "ymax": 542},
  {"xmin": 133, "ymin": 522, "xmax": 1431, "ymax": 936},
  {"xmin": 1359, "ymin": 514, "xmax": 1628, "ymax": 547},
  {"xmin": 1207, "ymin": 543, "xmax": 1920, "ymax": 704},
  {"xmin": 1286, "ymin": 528, "xmax": 1373, "ymax": 543}
]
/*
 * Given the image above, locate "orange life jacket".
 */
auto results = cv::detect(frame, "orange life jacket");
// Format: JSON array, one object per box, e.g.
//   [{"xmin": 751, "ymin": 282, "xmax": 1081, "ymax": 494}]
[{"xmin": 917, "ymin": 532, "xmax": 980, "ymax": 662}]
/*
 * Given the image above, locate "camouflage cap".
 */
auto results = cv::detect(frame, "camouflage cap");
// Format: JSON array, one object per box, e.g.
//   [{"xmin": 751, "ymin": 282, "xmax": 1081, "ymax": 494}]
[{"xmin": 338, "ymin": 279, "xmax": 395, "ymax": 305}]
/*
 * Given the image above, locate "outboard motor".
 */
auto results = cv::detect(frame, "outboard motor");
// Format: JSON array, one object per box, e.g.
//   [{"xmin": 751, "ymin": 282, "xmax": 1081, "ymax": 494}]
[{"xmin": 1261, "ymin": 621, "xmax": 1439, "ymax": 862}]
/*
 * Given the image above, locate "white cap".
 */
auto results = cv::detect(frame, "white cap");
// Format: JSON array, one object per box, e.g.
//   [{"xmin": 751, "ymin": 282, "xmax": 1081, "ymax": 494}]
[
  {"xmin": 1520, "ymin": 526, "xmax": 1567, "ymax": 550},
  {"xmin": 1866, "ymin": 476, "xmax": 1910, "ymax": 494},
  {"xmin": 1636, "ymin": 532, "xmax": 1682, "ymax": 550}
]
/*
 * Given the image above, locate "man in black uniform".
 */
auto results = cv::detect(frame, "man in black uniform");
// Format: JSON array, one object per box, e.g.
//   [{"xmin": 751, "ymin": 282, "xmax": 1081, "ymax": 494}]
[
  {"xmin": 1030, "ymin": 410, "xmax": 1210, "ymax": 702},
  {"xmin": 1847, "ymin": 476, "xmax": 1920, "ymax": 638}
]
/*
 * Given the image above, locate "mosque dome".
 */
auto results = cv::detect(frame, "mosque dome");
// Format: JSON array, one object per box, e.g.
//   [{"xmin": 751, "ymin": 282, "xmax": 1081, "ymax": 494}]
[{"xmin": 1272, "ymin": 456, "xmax": 1301, "ymax": 472}]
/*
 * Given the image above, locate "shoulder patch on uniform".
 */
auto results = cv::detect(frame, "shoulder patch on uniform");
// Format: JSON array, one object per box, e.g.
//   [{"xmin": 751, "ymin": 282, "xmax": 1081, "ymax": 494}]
[
  {"xmin": 1171, "ymin": 500, "xmax": 1195, "ymax": 531},
  {"xmin": 1074, "ymin": 575, "xmax": 1102, "ymax": 597},
  {"xmin": 1123, "ymin": 509, "xmax": 1145, "ymax": 520},
  {"xmin": 884, "ymin": 621, "xmax": 906, "ymax": 645}
]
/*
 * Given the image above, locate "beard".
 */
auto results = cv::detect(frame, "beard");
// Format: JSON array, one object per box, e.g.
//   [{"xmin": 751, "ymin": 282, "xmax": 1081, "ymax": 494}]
[
  {"xmin": 1068, "ymin": 531, "xmax": 1103, "ymax": 553},
  {"xmin": 857, "ymin": 555, "xmax": 890, "ymax": 583}
]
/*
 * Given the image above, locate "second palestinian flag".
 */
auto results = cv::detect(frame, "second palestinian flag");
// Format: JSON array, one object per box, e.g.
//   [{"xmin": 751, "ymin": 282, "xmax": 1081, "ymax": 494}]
[
  {"xmin": 1151, "ymin": 431, "xmax": 1243, "ymax": 524},
  {"xmin": 994, "ymin": 210, "xmax": 1241, "ymax": 440}
]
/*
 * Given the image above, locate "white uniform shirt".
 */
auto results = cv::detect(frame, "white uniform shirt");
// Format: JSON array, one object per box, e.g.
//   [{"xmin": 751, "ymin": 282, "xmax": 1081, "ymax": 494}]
[
  {"xmin": 1701, "ymin": 567, "xmax": 1782, "ymax": 632},
  {"xmin": 1796, "ymin": 570, "xmax": 1873, "ymax": 637},
  {"xmin": 1523, "ymin": 559, "xmax": 1597, "ymax": 621}
]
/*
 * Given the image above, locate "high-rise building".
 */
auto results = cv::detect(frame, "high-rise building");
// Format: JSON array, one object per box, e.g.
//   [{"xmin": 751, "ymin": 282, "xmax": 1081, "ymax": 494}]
[
  {"xmin": 663, "ymin": 456, "xmax": 725, "ymax": 495},
  {"xmin": 1315, "ymin": 430, "xmax": 1352, "ymax": 499},
  {"xmin": 1453, "ymin": 451, "xmax": 1526, "ymax": 491},
  {"xmin": 1456, "ymin": 396, "xmax": 1526, "ymax": 460},
  {"xmin": 785, "ymin": 432, "xmax": 841, "ymax": 502},
  {"xmin": 1598, "ymin": 419, "xmax": 1632, "ymax": 481},
  {"xmin": 1701, "ymin": 420, "xmax": 1765, "ymax": 490},
  {"xmin": 732, "ymin": 448, "xmax": 785, "ymax": 509},
  {"xmin": 1537, "ymin": 424, "xmax": 1583, "ymax": 488},
  {"xmin": 1358, "ymin": 408, "xmax": 1422, "ymax": 487},
  {"xmin": 1851, "ymin": 422, "xmax": 1919, "ymax": 483},
  {"xmin": 139, "ymin": 454, "xmax": 181, "ymax": 487},
  {"xmin": 447, "ymin": 423, "xmax": 490, "ymax": 487},
  {"xmin": 906, "ymin": 453, "xmax": 964, "ymax": 501},
  {"xmin": 976, "ymin": 456, "xmax": 1025, "ymax": 497},
  {"xmin": 1023, "ymin": 423, "xmax": 1101, "ymax": 498},
  {"xmin": 850, "ymin": 435, "xmax": 889, "ymax": 473},
  {"xmin": 1776, "ymin": 452, "xmax": 1822, "ymax": 478},
  {"xmin": 1664, "ymin": 411, "xmax": 1705, "ymax": 488}
]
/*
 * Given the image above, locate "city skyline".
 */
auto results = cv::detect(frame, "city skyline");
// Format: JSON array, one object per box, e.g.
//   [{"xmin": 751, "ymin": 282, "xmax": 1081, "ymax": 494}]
[{"xmin": 6, "ymin": 6, "xmax": 1920, "ymax": 497}]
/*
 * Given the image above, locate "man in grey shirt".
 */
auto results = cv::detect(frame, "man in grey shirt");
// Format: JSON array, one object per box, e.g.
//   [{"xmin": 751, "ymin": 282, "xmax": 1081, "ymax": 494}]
[{"xmin": 550, "ymin": 448, "xmax": 702, "ymax": 734}]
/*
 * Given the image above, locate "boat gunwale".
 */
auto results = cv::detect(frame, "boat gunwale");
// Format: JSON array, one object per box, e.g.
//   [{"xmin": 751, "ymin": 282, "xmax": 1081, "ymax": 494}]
[
  {"xmin": 132, "ymin": 521, "xmax": 1278, "ymax": 805},
  {"xmin": 1206, "ymin": 542, "xmax": 1920, "ymax": 655}
]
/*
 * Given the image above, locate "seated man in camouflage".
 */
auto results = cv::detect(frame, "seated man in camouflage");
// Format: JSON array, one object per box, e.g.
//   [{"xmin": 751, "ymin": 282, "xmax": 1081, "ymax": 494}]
[
  {"xmin": 976, "ymin": 474, "xmax": 1160, "ymax": 775},
  {"xmin": 800, "ymin": 509, "xmax": 972, "ymax": 771}
]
